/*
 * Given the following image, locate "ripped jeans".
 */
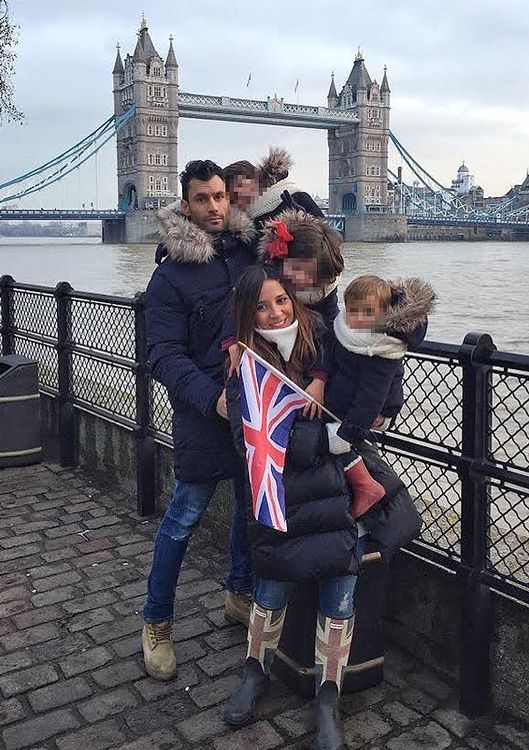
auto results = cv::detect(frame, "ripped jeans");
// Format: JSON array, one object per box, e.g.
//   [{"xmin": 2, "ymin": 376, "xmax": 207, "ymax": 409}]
[{"xmin": 254, "ymin": 536, "xmax": 366, "ymax": 619}]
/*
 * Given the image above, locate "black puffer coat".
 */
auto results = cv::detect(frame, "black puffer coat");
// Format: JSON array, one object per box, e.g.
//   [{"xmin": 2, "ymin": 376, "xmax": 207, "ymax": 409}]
[
  {"xmin": 226, "ymin": 375, "xmax": 359, "ymax": 581},
  {"xmin": 146, "ymin": 205, "xmax": 257, "ymax": 483}
]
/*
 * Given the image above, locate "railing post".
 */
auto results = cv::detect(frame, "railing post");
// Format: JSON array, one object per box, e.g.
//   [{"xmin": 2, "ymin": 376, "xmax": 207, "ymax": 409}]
[
  {"xmin": 133, "ymin": 292, "xmax": 155, "ymax": 516},
  {"xmin": 457, "ymin": 331, "xmax": 496, "ymax": 717},
  {"xmin": 54, "ymin": 282, "xmax": 76, "ymax": 466},
  {"xmin": 0, "ymin": 275, "xmax": 15, "ymax": 355}
]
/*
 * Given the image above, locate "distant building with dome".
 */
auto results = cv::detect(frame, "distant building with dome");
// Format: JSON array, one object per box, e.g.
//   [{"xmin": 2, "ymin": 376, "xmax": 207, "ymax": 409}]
[{"xmin": 451, "ymin": 162, "xmax": 474, "ymax": 196}]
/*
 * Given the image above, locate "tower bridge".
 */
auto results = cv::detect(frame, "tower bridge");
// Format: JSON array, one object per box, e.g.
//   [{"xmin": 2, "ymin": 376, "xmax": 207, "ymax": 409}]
[{"xmin": 2, "ymin": 17, "xmax": 528, "ymax": 242}]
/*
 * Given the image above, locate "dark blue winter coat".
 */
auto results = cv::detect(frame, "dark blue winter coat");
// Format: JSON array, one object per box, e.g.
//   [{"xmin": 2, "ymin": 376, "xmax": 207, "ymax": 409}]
[
  {"xmin": 146, "ymin": 205, "xmax": 257, "ymax": 483},
  {"xmin": 325, "ymin": 278, "xmax": 436, "ymax": 444}
]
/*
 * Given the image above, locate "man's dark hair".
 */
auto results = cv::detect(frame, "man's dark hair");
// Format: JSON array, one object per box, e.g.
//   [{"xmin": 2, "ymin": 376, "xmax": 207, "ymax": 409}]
[{"xmin": 180, "ymin": 160, "xmax": 225, "ymax": 201}]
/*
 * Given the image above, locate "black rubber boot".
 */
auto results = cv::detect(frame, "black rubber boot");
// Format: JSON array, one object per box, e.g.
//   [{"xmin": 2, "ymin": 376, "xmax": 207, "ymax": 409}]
[
  {"xmin": 315, "ymin": 681, "xmax": 345, "ymax": 750},
  {"xmin": 223, "ymin": 657, "xmax": 270, "ymax": 727}
]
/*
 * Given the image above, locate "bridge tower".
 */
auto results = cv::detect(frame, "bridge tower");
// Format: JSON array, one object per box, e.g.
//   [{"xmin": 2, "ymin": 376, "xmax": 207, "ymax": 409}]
[
  {"xmin": 328, "ymin": 51, "xmax": 390, "ymax": 215},
  {"xmin": 112, "ymin": 17, "xmax": 179, "ymax": 211}
]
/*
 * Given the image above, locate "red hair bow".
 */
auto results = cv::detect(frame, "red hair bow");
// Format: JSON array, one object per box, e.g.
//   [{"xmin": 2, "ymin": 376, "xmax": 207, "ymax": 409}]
[{"xmin": 267, "ymin": 220, "xmax": 294, "ymax": 259}]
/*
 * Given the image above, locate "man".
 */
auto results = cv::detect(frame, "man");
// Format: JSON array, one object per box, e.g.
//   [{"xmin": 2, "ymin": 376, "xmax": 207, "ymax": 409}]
[{"xmin": 142, "ymin": 160, "xmax": 257, "ymax": 680}]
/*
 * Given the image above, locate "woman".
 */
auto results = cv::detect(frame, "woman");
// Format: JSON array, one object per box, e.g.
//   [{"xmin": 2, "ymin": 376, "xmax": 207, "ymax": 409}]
[{"xmin": 223, "ymin": 264, "xmax": 364, "ymax": 750}]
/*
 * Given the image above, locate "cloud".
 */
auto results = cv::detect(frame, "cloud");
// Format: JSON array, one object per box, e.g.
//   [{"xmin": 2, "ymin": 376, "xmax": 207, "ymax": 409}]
[{"xmin": 2, "ymin": 0, "xmax": 528, "ymax": 207}]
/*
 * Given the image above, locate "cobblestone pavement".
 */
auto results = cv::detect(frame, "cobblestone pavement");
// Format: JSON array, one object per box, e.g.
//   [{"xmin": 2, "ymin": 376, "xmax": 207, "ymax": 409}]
[{"xmin": 1, "ymin": 463, "xmax": 528, "ymax": 750}]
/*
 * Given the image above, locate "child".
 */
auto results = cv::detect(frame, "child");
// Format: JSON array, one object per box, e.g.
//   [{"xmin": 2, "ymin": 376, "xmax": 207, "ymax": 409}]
[{"xmin": 325, "ymin": 274, "xmax": 436, "ymax": 519}]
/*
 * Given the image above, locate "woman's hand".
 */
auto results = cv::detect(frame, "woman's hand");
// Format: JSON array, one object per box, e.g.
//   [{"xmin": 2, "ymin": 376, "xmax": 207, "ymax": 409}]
[
  {"xmin": 216, "ymin": 389, "xmax": 228, "ymax": 420},
  {"xmin": 227, "ymin": 343, "xmax": 242, "ymax": 377},
  {"xmin": 303, "ymin": 378, "xmax": 325, "ymax": 419}
]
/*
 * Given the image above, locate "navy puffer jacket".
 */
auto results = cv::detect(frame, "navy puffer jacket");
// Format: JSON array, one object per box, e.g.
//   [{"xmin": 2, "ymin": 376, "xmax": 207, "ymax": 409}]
[
  {"xmin": 146, "ymin": 205, "xmax": 257, "ymax": 482},
  {"xmin": 226, "ymin": 375, "xmax": 359, "ymax": 581}
]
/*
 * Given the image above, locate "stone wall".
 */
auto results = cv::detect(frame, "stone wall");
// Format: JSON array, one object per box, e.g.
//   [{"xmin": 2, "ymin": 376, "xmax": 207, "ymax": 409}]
[
  {"xmin": 39, "ymin": 392, "xmax": 529, "ymax": 723},
  {"xmin": 344, "ymin": 214, "xmax": 407, "ymax": 242}
]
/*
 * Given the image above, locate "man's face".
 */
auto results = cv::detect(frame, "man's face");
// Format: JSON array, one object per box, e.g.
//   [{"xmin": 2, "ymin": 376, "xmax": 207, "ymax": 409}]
[{"xmin": 181, "ymin": 175, "xmax": 229, "ymax": 233}]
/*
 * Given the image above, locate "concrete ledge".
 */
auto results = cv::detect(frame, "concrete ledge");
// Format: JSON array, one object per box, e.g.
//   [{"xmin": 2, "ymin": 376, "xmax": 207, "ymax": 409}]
[{"xmin": 344, "ymin": 214, "xmax": 407, "ymax": 242}]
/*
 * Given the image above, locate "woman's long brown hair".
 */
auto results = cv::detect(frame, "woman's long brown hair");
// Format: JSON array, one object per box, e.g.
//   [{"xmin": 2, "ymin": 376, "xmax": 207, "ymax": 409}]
[{"xmin": 233, "ymin": 265, "xmax": 320, "ymax": 384}]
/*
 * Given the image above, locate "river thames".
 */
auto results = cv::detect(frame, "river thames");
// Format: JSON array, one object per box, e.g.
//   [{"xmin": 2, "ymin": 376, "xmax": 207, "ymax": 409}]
[{"xmin": 1, "ymin": 236, "xmax": 528, "ymax": 353}]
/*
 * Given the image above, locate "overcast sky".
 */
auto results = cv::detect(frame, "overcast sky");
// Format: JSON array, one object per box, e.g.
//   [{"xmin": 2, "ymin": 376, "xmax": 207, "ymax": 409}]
[{"xmin": 2, "ymin": 0, "xmax": 529, "ymax": 209}]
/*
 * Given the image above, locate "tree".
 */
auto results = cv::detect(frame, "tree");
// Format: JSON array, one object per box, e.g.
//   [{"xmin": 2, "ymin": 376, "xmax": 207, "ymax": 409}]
[{"xmin": 0, "ymin": 0, "xmax": 23, "ymax": 124}]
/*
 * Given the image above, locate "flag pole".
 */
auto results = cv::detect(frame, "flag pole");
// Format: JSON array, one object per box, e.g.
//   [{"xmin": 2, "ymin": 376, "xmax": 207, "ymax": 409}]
[{"xmin": 238, "ymin": 342, "xmax": 341, "ymax": 422}]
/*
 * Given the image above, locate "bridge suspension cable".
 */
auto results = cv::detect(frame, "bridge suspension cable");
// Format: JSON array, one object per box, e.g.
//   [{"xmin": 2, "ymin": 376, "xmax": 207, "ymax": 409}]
[{"xmin": 0, "ymin": 107, "xmax": 136, "ymax": 205}]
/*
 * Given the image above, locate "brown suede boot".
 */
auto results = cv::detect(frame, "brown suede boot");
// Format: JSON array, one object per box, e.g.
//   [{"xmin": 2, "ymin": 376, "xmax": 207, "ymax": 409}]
[
  {"xmin": 225, "ymin": 591, "xmax": 253, "ymax": 627},
  {"xmin": 344, "ymin": 456, "xmax": 385, "ymax": 519},
  {"xmin": 142, "ymin": 621, "xmax": 176, "ymax": 681}
]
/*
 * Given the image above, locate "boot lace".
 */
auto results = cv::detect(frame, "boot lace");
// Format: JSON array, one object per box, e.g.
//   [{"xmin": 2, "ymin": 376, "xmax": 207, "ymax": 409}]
[{"xmin": 147, "ymin": 621, "xmax": 172, "ymax": 647}]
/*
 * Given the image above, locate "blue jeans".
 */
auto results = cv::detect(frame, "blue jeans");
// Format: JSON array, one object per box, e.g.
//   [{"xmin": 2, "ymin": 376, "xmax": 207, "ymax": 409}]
[
  {"xmin": 143, "ymin": 470, "xmax": 252, "ymax": 623},
  {"xmin": 254, "ymin": 536, "xmax": 366, "ymax": 619}
]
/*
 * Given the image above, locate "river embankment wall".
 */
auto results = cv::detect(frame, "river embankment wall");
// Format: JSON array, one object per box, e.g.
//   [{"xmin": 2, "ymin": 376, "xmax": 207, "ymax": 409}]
[{"xmin": 39, "ymin": 393, "xmax": 529, "ymax": 724}]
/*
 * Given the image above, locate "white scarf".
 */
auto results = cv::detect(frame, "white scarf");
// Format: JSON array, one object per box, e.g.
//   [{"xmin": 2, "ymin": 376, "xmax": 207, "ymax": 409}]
[
  {"xmin": 247, "ymin": 178, "xmax": 302, "ymax": 219},
  {"xmin": 256, "ymin": 319, "xmax": 299, "ymax": 361},
  {"xmin": 333, "ymin": 312, "xmax": 407, "ymax": 360}
]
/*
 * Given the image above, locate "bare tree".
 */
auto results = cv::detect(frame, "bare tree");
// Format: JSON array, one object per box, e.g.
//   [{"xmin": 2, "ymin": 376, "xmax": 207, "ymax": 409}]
[{"xmin": 0, "ymin": 0, "xmax": 23, "ymax": 124}]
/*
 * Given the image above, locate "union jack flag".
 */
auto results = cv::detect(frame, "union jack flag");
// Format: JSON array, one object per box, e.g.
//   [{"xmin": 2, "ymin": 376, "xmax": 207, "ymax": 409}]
[{"xmin": 239, "ymin": 349, "xmax": 310, "ymax": 533}]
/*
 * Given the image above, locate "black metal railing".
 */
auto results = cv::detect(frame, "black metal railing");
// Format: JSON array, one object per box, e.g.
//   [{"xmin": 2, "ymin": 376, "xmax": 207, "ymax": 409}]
[{"xmin": 1, "ymin": 276, "xmax": 528, "ymax": 716}]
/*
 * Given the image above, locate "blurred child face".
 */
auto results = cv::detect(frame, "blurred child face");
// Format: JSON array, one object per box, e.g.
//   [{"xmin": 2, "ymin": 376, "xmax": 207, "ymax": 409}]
[
  {"xmin": 255, "ymin": 280, "xmax": 295, "ymax": 330},
  {"xmin": 282, "ymin": 257, "xmax": 319, "ymax": 291},
  {"xmin": 345, "ymin": 293, "xmax": 386, "ymax": 330},
  {"xmin": 229, "ymin": 175, "xmax": 260, "ymax": 209}
]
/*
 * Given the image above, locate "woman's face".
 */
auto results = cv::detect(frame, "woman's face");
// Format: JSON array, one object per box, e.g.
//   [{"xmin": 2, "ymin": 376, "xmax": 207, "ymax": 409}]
[
  {"xmin": 255, "ymin": 279, "xmax": 295, "ymax": 330},
  {"xmin": 282, "ymin": 257, "xmax": 318, "ymax": 290}
]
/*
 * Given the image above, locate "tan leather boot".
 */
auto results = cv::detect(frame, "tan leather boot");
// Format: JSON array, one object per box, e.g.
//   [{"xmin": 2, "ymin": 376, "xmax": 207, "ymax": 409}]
[
  {"xmin": 225, "ymin": 591, "xmax": 253, "ymax": 626},
  {"xmin": 142, "ymin": 621, "xmax": 176, "ymax": 680}
]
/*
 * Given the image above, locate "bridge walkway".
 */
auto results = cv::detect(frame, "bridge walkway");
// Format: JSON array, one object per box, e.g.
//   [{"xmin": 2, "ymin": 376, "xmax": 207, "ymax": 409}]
[{"xmin": 0, "ymin": 463, "xmax": 527, "ymax": 750}]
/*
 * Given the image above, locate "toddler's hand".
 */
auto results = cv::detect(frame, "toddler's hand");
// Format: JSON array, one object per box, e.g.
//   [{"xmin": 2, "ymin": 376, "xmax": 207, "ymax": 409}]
[{"xmin": 303, "ymin": 378, "xmax": 325, "ymax": 420}]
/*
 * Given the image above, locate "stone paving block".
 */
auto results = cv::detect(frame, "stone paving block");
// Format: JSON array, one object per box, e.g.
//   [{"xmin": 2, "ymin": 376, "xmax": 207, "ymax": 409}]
[
  {"xmin": 494, "ymin": 723, "xmax": 529, "ymax": 749},
  {"xmin": 342, "ymin": 708, "xmax": 392, "ymax": 748},
  {"xmin": 31, "ymin": 585, "xmax": 76, "ymax": 607},
  {"xmin": 74, "ymin": 536, "xmax": 115, "ymax": 554},
  {"xmin": 382, "ymin": 700, "xmax": 422, "ymax": 726},
  {"xmin": 112, "ymin": 595, "xmax": 145, "ymax": 617},
  {"xmin": 173, "ymin": 614, "xmax": 213, "ymax": 643},
  {"xmin": 31, "ymin": 569, "xmax": 82, "ymax": 592},
  {"xmin": 0, "ymin": 599, "xmax": 29, "ymax": 618},
  {"xmin": 0, "ymin": 572, "xmax": 27, "ymax": 590},
  {"xmin": 67, "ymin": 606, "xmax": 115, "ymax": 632},
  {"xmin": 198, "ymin": 643, "xmax": 246, "ymax": 676},
  {"xmin": 0, "ymin": 663, "xmax": 58, "ymax": 697},
  {"xmin": 0, "ymin": 531, "xmax": 42, "ymax": 548},
  {"xmin": 433, "ymin": 706, "xmax": 489, "ymax": 739},
  {"xmin": 79, "ymin": 574, "xmax": 121, "ymax": 594},
  {"xmin": 55, "ymin": 719, "xmax": 126, "ymax": 750},
  {"xmin": 31, "ymin": 633, "xmax": 91, "ymax": 663},
  {"xmin": 0, "ymin": 697, "xmax": 25, "ymax": 727},
  {"xmin": 84, "ymin": 515, "xmax": 122, "ymax": 529},
  {"xmin": 44, "ymin": 523, "xmax": 84, "ymax": 538},
  {"xmin": 41, "ymin": 547, "xmax": 78, "ymax": 563},
  {"xmin": 190, "ymin": 673, "xmax": 241, "ymax": 708},
  {"xmin": 63, "ymin": 590, "xmax": 118, "ymax": 615},
  {"xmin": 2, "ymin": 708, "xmax": 81, "ymax": 750},
  {"xmin": 59, "ymin": 646, "xmax": 114, "ymax": 677},
  {"xmin": 175, "ymin": 577, "xmax": 221, "ymax": 601},
  {"xmin": 0, "ymin": 581, "xmax": 28, "ymax": 604},
  {"xmin": 124, "ymin": 692, "xmax": 195, "ymax": 735},
  {"xmin": 114, "ymin": 729, "xmax": 184, "ymax": 750},
  {"xmin": 0, "ymin": 542, "xmax": 40, "ymax": 562},
  {"xmin": 92, "ymin": 659, "xmax": 144, "ymax": 688},
  {"xmin": 117, "ymin": 579, "xmax": 147, "ymax": 600},
  {"xmin": 213, "ymin": 719, "xmax": 284, "ymax": 750},
  {"xmin": 410, "ymin": 668, "xmax": 453, "ymax": 700},
  {"xmin": 400, "ymin": 685, "xmax": 440, "ymax": 714},
  {"xmin": 116, "ymin": 541, "xmax": 153, "ymax": 558},
  {"xmin": 177, "ymin": 703, "xmax": 230, "ymax": 743},
  {"xmin": 78, "ymin": 686, "xmax": 139, "ymax": 723},
  {"xmin": 273, "ymin": 702, "xmax": 314, "ymax": 738},
  {"xmin": 111, "ymin": 633, "xmax": 143, "ymax": 658},
  {"xmin": 27, "ymin": 561, "xmax": 73, "ymax": 579},
  {"xmin": 13, "ymin": 519, "xmax": 59, "ymax": 533},
  {"xmin": 89, "ymin": 614, "xmax": 141, "ymax": 644},
  {"xmin": 0, "ymin": 622, "xmax": 60, "ymax": 651},
  {"xmin": 133, "ymin": 663, "xmax": 199, "ymax": 700},
  {"xmin": 13, "ymin": 604, "xmax": 63, "ymax": 630},
  {"xmin": 204, "ymin": 625, "xmax": 247, "ymax": 651},
  {"xmin": 0, "ymin": 650, "xmax": 33, "ymax": 676},
  {"xmin": 386, "ymin": 720, "xmax": 453, "ymax": 750},
  {"xmin": 28, "ymin": 676, "xmax": 92, "ymax": 712}
]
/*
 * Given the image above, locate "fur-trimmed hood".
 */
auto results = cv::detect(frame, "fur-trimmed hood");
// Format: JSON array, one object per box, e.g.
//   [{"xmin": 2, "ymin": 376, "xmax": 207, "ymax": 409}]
[
  {"xmin": 156, "ymin": 203, "xmax": 256, "ymax": 264},
  {"xmin": 247, "ymin": 177, "xmax": 302, "ymax": 220},
  {"xmin": 385, "ymin": 278, "xmax": 436, "ymax": 334},
  {"xmin": 258, "ymin": 147, "xmax": 293, "ymax": 187}
]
